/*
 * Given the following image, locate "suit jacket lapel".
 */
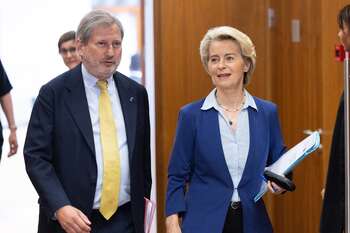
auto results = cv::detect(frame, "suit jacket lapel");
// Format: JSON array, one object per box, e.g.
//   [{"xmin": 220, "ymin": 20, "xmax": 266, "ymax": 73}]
[
  {"xmin": 202, "ymin": 109, "xmax": 233, "ymax": 186},
  {"xmin": 239, "ymin": 106, "xmax": 265, "ymax": 187},
  {"xmin": 64, "ymin": 65, "xmax": 95, "ymax": 154},
  {"xmin": 114, "ymin": 73, "xmax": 137, "ymax": 159}
]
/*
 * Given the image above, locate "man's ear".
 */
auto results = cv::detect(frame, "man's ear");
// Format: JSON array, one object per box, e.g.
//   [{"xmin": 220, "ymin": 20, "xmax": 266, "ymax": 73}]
[{"xmin": 76, "ymin": 39, "xmax": 84, "ymax": 56}]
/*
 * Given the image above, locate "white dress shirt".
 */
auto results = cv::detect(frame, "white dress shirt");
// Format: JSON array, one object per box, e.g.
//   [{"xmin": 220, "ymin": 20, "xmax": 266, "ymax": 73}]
[{"xmin": 81, "ymin": 65, "xmax": 130, "ymax": 209}]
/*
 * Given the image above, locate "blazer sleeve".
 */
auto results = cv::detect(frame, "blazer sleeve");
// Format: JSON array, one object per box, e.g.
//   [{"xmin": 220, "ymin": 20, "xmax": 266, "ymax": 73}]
[
  {"xmin": 166, "ymin": 107, "xmax": 195, "ymax": 217},
  {"xmin": 266, "ymin": 104, "xmax": 286, "ymax": 166},
  {"xmin": 24, "ymin": 85, "xmax": 70, "ymax": 217}
]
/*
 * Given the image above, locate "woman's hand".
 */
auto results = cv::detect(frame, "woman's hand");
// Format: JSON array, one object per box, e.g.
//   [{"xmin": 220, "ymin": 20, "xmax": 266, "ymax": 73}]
[
  {"xmin": 267, "ymin": 181, "xmax": 286, "ymax": 195},
  {"xmin": 166, "ymin": 214, "xmax": 182, "ymax": 233},
  {"xmin": 7, "ymin": 129, "xmax": 17, "ymax": 156}
]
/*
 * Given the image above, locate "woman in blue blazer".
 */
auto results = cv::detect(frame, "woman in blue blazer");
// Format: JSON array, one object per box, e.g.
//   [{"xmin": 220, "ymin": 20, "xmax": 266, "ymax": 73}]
[{"xmin": 165, "ymin": 26, "xmax": 287, "ymax": 233}]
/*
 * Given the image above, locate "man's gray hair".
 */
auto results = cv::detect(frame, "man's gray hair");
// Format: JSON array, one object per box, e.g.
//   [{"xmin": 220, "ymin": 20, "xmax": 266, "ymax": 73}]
[{"xmin": 77, "ymin": 9, "xmax": 124, "ymax": 44}]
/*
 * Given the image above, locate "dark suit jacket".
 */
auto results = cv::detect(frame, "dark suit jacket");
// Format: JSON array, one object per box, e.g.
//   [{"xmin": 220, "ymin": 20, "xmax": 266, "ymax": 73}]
[
  {"xmin": 24, "ymin": 65, "xmax": 151, "ymax": 233},
  {"xmin": 320, "ymin": 94, "xmax": 344, "ymax": 233},
  {"xmin": 166, "ymin": 97, "xmax": 286, "ymax": 233}
]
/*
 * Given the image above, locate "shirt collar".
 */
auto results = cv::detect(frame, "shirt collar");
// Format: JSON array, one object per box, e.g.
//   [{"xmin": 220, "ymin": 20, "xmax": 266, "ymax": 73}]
[
  {"xmin": 81, "ymin": 64, "xmax": 114, "ymax": 88},
  {"xmin": 201, "ymin": 88, "xmax": 258, "ymax": 111}
]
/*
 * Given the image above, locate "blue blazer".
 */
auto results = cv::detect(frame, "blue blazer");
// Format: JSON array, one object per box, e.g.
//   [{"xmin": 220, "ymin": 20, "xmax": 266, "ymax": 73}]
[
  {"xmin": 24, "ymin": 65, "xmax": 151, "ymax": 233},
  {"xmin": 166, "ymin": 96, "xmax": 285, "ymax": 233}
]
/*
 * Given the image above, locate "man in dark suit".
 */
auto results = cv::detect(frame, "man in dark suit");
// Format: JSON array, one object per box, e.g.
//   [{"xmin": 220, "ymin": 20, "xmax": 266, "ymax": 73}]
[
  {"xmin": 24, "ymin": 10, "xmax": 151, "ymax": 233},
  {"xmin": 320, "ymin": 4, "xmax": 350, "ymax": 233}
]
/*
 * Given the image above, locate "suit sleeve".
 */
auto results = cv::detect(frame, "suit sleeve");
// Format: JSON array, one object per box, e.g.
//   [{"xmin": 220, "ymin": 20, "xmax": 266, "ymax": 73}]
[
  {"xmin": 142, "ymin": 88, "xmax": 152, "ymax": 198},
  {"xmin": 24, "ymin": 85, "xmax": 70, "ymax": 217},
  {"xmin": 0, "ymin": 59, "xmax": 12, "ymax": 97},
  {"xmin": 267, "ymin": 104, "xmax": 286, "ymax": 166},
  {"xmin": 166, "ymin": 108, "xmax": 195, "ymax": 216}
]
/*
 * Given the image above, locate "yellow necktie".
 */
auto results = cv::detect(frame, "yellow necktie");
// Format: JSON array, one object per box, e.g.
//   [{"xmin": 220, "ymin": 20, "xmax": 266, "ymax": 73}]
[{"xmin": 97, "ymin": 80, "xmax": 120, "ymax": 220}]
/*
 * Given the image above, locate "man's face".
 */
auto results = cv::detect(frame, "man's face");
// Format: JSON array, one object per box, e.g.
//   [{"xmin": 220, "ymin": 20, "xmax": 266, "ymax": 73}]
[
  {"xmin": 338, "ymin": 22, "xmax": 350, "ymax": 50},
  {"xmin": 59, "ymin": 39, "xmax": 81, "ymax": 69},
  {"xmin": 77, "ymin": 24, "xmax": 122, "ymax": 80}
]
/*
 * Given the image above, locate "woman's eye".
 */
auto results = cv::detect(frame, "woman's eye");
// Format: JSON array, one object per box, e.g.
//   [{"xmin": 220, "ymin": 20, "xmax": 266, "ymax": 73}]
[
  {"xmin": 210, "ymin": 58, "xmax": 219, "ymax": 63},
  {"xmin": 226, "ymin": 56, "xmax": 235, "ymax": 61}
]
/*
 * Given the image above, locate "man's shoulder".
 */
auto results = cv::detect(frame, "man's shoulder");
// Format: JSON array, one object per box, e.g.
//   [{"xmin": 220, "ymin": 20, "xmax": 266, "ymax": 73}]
[
  {"xmin": 114, "ymin": 71, "xmax": 145, "ymax": 89},
  {"xmin": 43, "ymin": 66, "xmax": 80, "ymax": 90}
]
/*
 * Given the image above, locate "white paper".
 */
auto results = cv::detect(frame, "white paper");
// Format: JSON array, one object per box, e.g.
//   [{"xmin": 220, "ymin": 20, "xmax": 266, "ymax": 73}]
[
  {"xmin": 266, "ymin": 131, "xmax": 320, "ymax": 175},
  {"xmin": 144, "ymin": 197, "xmax": 156, "ymax": 233},
  {"xmin": 254, "ymin": 131, "xmax": 320, "ymax": 202}
]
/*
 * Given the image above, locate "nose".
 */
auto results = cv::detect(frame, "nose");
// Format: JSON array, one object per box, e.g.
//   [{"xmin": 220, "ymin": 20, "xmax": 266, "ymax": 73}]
[
  {"xmin": 218, "ymin": 59, "xmax": 226, "ymax": 69},
  {"xmin": 105, "ymin": 45, "xmax": 115, "ymax": 56}
]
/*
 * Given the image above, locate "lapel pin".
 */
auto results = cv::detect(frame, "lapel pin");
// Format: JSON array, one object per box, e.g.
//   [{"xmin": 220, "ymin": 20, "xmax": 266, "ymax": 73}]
[{"xmin": 129, "ymin": 97, "xmax": 135, "ymax": 103}]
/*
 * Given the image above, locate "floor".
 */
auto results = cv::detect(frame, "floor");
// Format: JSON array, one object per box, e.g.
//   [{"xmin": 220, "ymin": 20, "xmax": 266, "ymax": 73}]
[{"xmin": 0, "ymin": 126, "xmax": 38, "ymax": 233}]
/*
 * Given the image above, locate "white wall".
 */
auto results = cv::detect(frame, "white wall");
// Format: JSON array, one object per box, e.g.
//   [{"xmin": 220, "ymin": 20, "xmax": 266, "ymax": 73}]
[
  {"xmin": 0, "ymin": 2, "xmax": 91, "ymax": 232},
  {"xmin": 0, "ymin": 0, "xmax": 91, "ymax": 126},
  {"xmin": 0, "ymin": 1, "xmax": 157, "ymax": 233},
  {"xmin": 0, "ymin": 0, "xmax": 156, "ymax": 233},
  {"xmin": 144, "ymin": 0, "xmax": 157, "ymax": 232}
]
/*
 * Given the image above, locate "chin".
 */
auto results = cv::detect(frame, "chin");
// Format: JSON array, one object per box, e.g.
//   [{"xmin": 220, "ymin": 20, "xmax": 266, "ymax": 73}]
[{"xmin": 217, "ymin": 82, "xmax": 242, "ymax": 90}]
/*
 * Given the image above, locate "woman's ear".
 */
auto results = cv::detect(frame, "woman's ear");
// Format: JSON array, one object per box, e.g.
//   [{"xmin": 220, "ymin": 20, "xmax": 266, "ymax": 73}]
[{"xmin": 244, "ymin": 61, "xmax": 250, "ymax": 72}]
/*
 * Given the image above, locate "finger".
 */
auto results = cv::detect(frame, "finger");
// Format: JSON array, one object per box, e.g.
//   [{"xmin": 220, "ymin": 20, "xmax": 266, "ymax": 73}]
[
  {"xmin": 74, "ymin": 214, "xmax": 91, "ymax": 232},
  {"xmin": 62, "ymin": 223, "xmax": 76, "ymax": 233},
  {"xmin": 8, "ymin": 150, "xmax": 15, "ymax": 156},
  {"xmin": 267, "ymin": 181, "xmax": 276, "ymax": 193},
  {"xmin": 8, "ymin": 148, "xmax": 17, "ymax": 156},
  {"xmin": 271, "ymin": 182, "xmax": 279, "ymax": 189},
  {"xmin": 7, "ymin": 142, "xmax": 17, "ymax": 156},
  {"xmin": 271, "ymin": 182, "xmax": 286, "ymax": 194},
  {"xmin": 78, "ymin": 211, "xmax": 91, "ymax": 225},
  {"xmin": 69, "ymin": 220, "xmax": 85, "ymax": 233},
  {"xmin": 12, "ymin": 146, "xmax": 18, "ymax": 154},
  {"xmin": 271, "ymin": 182, "xmax": 281, "ymax": 192}
]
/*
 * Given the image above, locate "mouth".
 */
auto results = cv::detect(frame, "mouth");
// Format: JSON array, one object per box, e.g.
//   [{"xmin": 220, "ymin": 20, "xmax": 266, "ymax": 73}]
[
  {"xmin": 68, "ymin": 59, "xmax": 78, "ymax": 63},
  {"xmin": 103, "ymin": 61, "xmax": 115, "ymax": 66},
  {"xmin": 217, "ymin": 73, "xmax": 231, "ymax": 78}
]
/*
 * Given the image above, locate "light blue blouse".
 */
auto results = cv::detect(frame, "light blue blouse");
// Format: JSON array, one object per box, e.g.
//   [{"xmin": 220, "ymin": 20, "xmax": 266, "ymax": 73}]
[{"xmin": 201, "ymin": 89, "xmax": 258, "ymax": 201}]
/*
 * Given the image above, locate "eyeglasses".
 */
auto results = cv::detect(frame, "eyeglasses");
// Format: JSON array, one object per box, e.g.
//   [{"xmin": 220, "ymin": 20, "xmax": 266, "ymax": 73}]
[{"xmin": 59, "ymin": 47, "xmax": 77, "ymax": 55}]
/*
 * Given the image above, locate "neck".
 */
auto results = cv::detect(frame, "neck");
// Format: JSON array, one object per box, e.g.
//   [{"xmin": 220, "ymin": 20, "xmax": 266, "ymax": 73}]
[{"xmin": 216, "ymin": 87, "xmax": 245, "ymax": 109}]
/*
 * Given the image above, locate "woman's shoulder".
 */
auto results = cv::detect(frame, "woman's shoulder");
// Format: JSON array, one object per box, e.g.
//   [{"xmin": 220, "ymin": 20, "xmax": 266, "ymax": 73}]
[
  {"xmin": 179, "ymin": 98, "xmax": 206, "ymax": 114},
  {"xmin": 252, "ymin": 96, "xmax": 278, "ymax": 112}
]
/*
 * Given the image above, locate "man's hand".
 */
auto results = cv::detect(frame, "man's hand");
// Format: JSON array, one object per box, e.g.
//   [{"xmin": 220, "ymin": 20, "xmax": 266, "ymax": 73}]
[{"xmin": 56, "ymin": 205, "xmax": 91, "ymax": 233}]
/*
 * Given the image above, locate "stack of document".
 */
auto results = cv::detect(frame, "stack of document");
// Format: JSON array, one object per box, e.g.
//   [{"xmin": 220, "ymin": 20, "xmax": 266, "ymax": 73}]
[
  {"xmin": 254, "ymin": 131, "xmax": 321, "ymax": 202},
  {"xmin": 144, "ymin": 197, "xmax": 156, "ymax": 233}
]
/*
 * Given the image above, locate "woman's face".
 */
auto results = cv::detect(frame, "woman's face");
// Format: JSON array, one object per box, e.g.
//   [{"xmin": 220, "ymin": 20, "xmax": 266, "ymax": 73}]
[{"xmin": 207, "ymin": 39, "xmax": 249, "ymax": 90}]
